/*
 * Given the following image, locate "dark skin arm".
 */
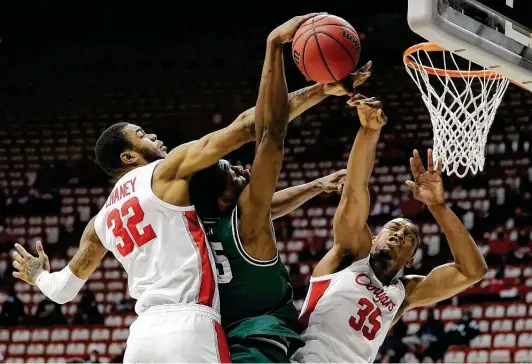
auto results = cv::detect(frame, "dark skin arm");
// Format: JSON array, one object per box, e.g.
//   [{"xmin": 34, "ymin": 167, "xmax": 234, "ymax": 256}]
[
  {"xmin": 237, "ymin": 14, "xmax": 323, "ymax": 260},
  {"xmin": 393, "ymin": 150, "xmax": 488, "ymax": 323},
  {"xmin": 11, "ymin": 217, "xmax": 107, "ymax": 284},
  {"xmin": 271, "ymin": 169, "xmax": 346, "ymax": 220},
  {"xmin": 313, "ymin": 96, "xmax": 388, "ymax": 277}
]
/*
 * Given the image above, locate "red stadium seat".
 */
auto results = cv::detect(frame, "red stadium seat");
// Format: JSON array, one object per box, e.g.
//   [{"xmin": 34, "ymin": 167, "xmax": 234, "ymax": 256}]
[
  {"xmin": 466, "ymin": 349, "xmax": 489, "ymax": 363},
  {"xmin": 514, "ymin": 349, "xmax": 532, "ymax": 363}
]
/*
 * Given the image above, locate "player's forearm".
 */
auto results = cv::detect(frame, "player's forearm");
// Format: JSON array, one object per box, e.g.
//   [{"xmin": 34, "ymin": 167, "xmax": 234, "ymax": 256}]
[
  {"xmin": 338, "ymin": 127, "xmax": 380, "ymax": 224},
  {"xmin": 255, "ymin": 39, "xmax": 289, "ymax": 146},
  {"xmin": 271, "ymin": 180, "xmax": 323, "ymax": 220},
  {"xmin": 36, "ymin": 266, "xmax": 86, "ymax": 304},
  {"xmin": 232, "ymin": 84, "xmax": 327, "ymax": 143},
  {"xmin": 428, "ymin": 203, "xmax": 488, "ymax": 280}
]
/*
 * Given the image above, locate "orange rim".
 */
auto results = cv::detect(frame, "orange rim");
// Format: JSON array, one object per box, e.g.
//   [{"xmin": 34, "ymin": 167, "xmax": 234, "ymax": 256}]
[{"xmin": 403, "ymin": 42, "xmax": 505, "ymax": 79}]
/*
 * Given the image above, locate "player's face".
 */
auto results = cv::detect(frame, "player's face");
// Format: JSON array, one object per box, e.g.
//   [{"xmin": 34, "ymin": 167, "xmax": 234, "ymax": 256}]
[
  {"xmin": 216, "ymin": 159, "xmax": 250, "ymax": 211},
  {"xmin": 220, "ymin": 159, "xmax": 250, "ymax": 196},
  {"xmin": 371, "ymin": 218, "xmax": 418, "ymax": 271},
  {"xmin": 123, "ymin": 124, "xmax": 168, "ymax": 164}
]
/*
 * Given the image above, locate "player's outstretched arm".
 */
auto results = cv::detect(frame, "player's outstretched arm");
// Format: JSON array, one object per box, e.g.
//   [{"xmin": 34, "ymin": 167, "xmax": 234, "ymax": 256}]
[
  {"xmin": 398, "ymin": 150, "xmax": 488, "ymax": 314},
  {"xmin": 154, "ymin": 62, "xmax": 370, "ymax": 183},
  {"xmin": 313, "ymin": 96, "xmax": 387, "ymax": 277},
  {"xmin": 11, "ymin": 217, "xmax": 107, "ymax": 304},
  {"xmin": 237, "ymin": 14, "xmax": 321, "ymax": 257},
  {"xmin": 271, "ymin": 169, "xmax": 346, "ymax": 220}
]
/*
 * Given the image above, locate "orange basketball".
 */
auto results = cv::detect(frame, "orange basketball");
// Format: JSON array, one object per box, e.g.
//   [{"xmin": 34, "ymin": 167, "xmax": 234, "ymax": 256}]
[{"xmin": 292, "ymin": 15, "xmax": 361, "ymax": 84}]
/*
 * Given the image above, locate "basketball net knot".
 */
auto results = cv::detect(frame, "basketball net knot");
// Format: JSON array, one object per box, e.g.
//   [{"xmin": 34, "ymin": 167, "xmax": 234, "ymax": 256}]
[{"xmin": 404, "ymin": 43, "xmax": 510, "ymax": 178}]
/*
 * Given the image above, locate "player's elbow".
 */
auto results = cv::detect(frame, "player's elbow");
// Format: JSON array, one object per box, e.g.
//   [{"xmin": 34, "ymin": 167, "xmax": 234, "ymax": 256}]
[{"xmin": 463, "ymin": 261, "xmax": 488, "ymax": 283}]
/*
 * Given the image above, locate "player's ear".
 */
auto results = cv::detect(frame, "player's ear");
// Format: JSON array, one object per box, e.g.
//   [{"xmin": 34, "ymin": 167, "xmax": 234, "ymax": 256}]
[
  {"xmin": 120, "ymin": 150, "xmax": 139, "ymax": 166},
  {"xmin": 405, "ymin": 257, "xmax": 414, "ymax": 269},
  {"xmin": 218, "ymin": 195, "xmax": 232, "ymax": 213}
]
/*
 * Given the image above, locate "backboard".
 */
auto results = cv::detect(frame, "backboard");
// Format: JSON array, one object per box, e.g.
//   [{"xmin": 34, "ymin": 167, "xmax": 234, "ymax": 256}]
[{"xmin": 408, "ymin": 0, "xmax": 532, "ymax": 91}]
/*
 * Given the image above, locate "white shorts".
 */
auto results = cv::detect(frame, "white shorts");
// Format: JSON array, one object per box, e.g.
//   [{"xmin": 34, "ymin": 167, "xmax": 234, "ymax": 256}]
[{"xmin": 123, "ymin": 303, "xmax": 230, "ymax": 363}]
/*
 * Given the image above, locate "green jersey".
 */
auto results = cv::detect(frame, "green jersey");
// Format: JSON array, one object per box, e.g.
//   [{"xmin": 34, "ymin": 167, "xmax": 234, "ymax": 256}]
[
  {"xmin": 204, "ymin": 207, "xmax": 299, "ymax": 329},
  {"xmin": 203, "ymin": 207, "xmax": 303, "ymax": 361}
]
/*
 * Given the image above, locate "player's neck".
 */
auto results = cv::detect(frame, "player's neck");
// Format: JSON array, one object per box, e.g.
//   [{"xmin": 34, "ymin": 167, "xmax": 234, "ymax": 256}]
[{"xmin": 369, "ymin": 258, "xmax": 396, "ymax": 285}]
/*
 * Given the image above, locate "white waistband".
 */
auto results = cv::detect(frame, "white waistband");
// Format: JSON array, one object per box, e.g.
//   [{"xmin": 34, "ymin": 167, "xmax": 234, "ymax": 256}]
[{"xmin": 140, "ymin": 303, "xmax": 220, "ymax": 322}]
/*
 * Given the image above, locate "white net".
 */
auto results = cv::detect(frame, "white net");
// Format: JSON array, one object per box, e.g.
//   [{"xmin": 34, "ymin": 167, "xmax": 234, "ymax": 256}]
[{"xmin": 404, "ymin": 43, "xmax": 510, "ymax": 178}]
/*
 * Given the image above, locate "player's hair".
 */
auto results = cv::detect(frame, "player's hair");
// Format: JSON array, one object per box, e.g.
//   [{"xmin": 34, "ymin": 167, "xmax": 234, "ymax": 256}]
[
  {"xmin": 95, "ymin": 122, "xmax": 131, "ymax": 177},
  {"xmin": 189, "ymin": 162, "xmax": 227, "ymax": 219}
]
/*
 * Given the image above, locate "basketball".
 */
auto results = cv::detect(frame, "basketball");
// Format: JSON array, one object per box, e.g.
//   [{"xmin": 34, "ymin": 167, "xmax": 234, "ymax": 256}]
[{"xmin": 292, "ymin": 15, "xmax": 361, "ymax": 84}]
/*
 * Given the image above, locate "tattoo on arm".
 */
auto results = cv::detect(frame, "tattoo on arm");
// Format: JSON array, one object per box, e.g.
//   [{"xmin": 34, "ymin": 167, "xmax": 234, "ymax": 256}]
[{"xmin": 71, "ymin": 243, "xmax": 97, "ymax": 274}]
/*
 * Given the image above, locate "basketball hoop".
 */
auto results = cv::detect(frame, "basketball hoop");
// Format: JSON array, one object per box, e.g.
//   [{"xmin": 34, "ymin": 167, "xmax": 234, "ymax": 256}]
[{"xmin": 403, "ymin": 42, "xmax": 510, "ymax": 178}]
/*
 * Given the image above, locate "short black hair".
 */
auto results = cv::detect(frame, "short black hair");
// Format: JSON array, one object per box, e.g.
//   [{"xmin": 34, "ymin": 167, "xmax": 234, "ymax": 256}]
[
  {"xmin": 189, "ymin": 162, "xmax": 227, "ymax": 219},
  {"xmin": 95, "ymin": 122, "xmax": 131, "ymax": 177}
]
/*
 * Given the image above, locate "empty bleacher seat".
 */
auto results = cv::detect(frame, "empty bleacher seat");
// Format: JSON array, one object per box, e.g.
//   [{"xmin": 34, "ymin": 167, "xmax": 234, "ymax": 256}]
[
  {"xmin": 490, "ymin": 349, "xmax": 511, "ymax": 363},
  {"xmin": 493, "ymin": 333, "xmax": 516, "ymax": 348},
  {"xmin": 471, "ymin": 334, "xmax": 492, "ymax": 348},
  {"xmin": 515, "ymin": 349, "xmax": 532, "ymax": 363},
  {"xmin": 71, "ymin": 328, "xmax": 90, "ymax": 341},
  {"xmin": 444, "ymin": 350, "xmax": 465, "ymax": 363},
  {"xmin": 466, "ymin": 350, "xmax": 489, "ymax": 363},
  {"xmin": 45, "ymin": 343, "xmax": 65, "ymax": 355},
  {"xmin": 518, "ymin": 333, "xmax": 532, "ymax": 347}
]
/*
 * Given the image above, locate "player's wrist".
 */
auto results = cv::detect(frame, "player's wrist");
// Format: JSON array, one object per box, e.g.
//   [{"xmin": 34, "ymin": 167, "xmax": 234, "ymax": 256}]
[{"xmin": 427, "ymin": 202, "xmax": 448, "ymax": 212}]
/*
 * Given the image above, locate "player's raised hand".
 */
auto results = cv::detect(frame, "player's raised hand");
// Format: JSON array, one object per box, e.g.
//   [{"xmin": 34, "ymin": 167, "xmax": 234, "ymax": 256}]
[
  {"xmin": 11, "ymin": 241, "xmax": 50, "ymax": 285},
  {"xmin": 323, "ymin": 61, "xmax": 372, "ymax": 97},
  {"xmin": 317, "ymin": 169, "xmax": 347, "ymax": 193},
  {"xmin": 349, "ymin": 94, "xmax": 387, "ymax": 130},
  {"xmin": 406, "ymin": 149, "xmax": 445, "ymax": 206},
  {"xmin": 268, "ymin": 13, "xmax": 327, "ymax": 44}
]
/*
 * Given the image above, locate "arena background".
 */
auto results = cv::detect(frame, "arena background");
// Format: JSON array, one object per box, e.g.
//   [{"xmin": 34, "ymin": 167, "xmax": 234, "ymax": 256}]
[{"xmin": 0, "ymin": 2, "xmax": 531, "ymax": 363}]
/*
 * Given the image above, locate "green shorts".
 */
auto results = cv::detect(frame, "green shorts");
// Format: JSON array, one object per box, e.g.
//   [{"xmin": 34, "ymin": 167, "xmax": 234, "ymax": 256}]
[
  {"xmin": 226, "ymin": 315, "xmax": 303, "ymax": 363},
  {"xmin": 230, "ymin": 338, "xmax": 291, "ymax": 363}
]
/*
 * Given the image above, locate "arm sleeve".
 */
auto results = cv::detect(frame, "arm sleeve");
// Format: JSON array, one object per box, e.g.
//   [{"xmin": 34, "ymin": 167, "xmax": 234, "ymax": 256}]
[{"xmin": 36, "ymin": 265, "xmax": 87, "ymax": 304}]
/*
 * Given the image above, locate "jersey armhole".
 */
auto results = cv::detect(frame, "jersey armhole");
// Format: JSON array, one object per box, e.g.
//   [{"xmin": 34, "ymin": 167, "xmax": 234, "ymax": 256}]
[
  {"xmin": 309, "ymin": 273, "xmax": 337, "ymax": 282},
  {"xmin": 230, "ymin": 206, "xmax": 279, "ymax": 267},
  {"xmin": 148, "ymin": 160, "xmax": 196, "ymax": 212}
]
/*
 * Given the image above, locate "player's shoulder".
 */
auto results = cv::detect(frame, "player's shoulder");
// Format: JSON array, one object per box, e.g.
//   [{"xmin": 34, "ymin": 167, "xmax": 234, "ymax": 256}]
[{"xmin": 398, "ymin": 275, "xmax": 426, "ymax": 302}]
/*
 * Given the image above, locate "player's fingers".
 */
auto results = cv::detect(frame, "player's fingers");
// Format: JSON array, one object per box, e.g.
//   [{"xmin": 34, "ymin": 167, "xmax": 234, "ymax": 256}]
[
  {"xmin": 297, "ymin": 13, "xmax": 327, "ymax": 25},
  {"xmin": 410, "ymin": 157, "xmax": 420, "ymax": 180},
  {"xmin": 352, "ymin": 73, "xmax": 371, "ymax": 89},
  {"xmin": 14, "ymin": 243, "xmax": 30, "ymax": 259},
  {"xmin": 359, "ymin": 99, "xmax": 382, "ymax": 109},
  {"xmin": 12, "ymin": 271, "xmax": 23, "ymax": 280},
  {"xmin": 405, "ymin": 180, "xmax": 419, "ymax": 197},
  {"xmin": 347, "ymin": 94, "xmax": 365, "ymax": 106},
  {"xmin": 436, "ymin": 157, "xmax": 443, "ymax": 175},
  {"xmin": 13, "ymin": 260, "xmax": 22, "ymax": 271},
  {"xmin": 36, "ymin": 241, "xmax": 46, "ymax": 259},
  {"xmin": 11, "ymin": 251, "xmax": 24, "ymax": 264},
  {"xmin": 359, "ymin": 60, "xmax": 372, "ymax": 74},
  {"xmin": 427, "ymin": 149, "xmax": 434, "ymax": 173},
  {"xmin": 377, "ymin": 109, "xmax": 388, "ymax": 125},
  {"xmin": 413, "ymin": 149, "xmax": 426, "ymax": 174}
]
